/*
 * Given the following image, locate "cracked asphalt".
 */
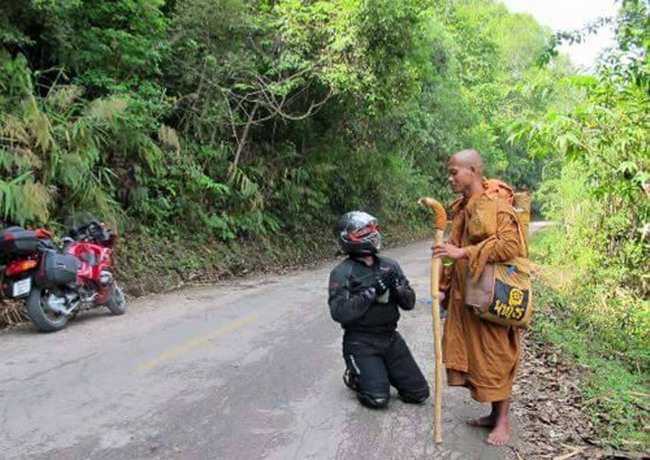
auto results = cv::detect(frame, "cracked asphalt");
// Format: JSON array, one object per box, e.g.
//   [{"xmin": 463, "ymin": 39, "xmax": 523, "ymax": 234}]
[{"xmin": 0, "ymin": 228, "xmax": 550, "ymax": 460}]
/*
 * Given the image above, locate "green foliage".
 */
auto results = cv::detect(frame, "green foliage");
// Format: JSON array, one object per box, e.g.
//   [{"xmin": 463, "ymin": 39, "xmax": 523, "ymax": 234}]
[
  {"xmin": 1, "ymin": 0, "xmax": 167, "ymax": 91},
  {"xmin": 513, "ymin": 44, "xmax": 649, "ymax": 299},
  {"xmin": 532, "ymin": 279, "xmax": 649, "ymax": 450},
  {"xmin": 0, "ymin": 52, "xmax": 169, "ymax": 226},
  {"xmin": 534, "ymin": 228, "xmax": 649, "ymax": 371},
  {"xmin": 517, "ymin": 2, "xmax": 650, "ymax": 450},
  {"xmin": 0, "ymin": 0, "xmax": 562, "ymax": 245}
]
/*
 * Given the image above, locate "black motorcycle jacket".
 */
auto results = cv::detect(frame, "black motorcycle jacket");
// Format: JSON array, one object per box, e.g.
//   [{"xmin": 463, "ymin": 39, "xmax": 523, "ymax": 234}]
[{"xmin": 328, "ymin": 255, "xmax": 416, "ymax": 334}]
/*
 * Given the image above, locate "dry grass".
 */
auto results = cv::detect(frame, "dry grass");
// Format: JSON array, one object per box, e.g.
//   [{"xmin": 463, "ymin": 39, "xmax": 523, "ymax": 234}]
[{"xmin": 0, "ymin": 300, "xmax": 27, "ymax": 328}]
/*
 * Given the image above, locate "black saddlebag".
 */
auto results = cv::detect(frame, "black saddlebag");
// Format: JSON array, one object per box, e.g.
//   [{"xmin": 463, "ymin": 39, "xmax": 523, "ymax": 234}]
[{"xmin": 36, "ymin": 250, "xmax": 80, "ymax": 287}]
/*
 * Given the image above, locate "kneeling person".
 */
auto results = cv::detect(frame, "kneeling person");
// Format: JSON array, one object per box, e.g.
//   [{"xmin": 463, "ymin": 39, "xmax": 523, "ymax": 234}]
[{"xmin": 328, "ymin": 211, "xmax": 430, "ymax": 408}]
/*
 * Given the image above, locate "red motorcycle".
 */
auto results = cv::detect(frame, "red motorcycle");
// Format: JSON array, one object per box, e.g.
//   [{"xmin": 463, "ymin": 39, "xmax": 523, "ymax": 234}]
[{"xmin": 0, "ymin": 213, "xmax": 126, "ymax": 332}]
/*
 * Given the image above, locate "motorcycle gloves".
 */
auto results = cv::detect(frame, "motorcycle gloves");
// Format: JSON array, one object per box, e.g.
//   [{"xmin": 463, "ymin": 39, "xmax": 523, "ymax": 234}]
[{"xmin": 372, "ymin": 269, "xmax": 395, "ymax": 297}]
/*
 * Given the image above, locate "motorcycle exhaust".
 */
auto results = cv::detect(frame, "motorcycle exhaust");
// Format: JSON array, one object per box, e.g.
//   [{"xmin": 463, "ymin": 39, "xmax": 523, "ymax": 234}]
[{"xmin": 45, "ymin": 291, "xmax": 79, "ymax": 316}]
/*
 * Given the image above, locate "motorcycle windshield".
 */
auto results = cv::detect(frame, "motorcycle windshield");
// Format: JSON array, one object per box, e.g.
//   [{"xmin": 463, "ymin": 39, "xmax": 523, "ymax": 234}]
[{"xmin": 65, "ymin": 212, "xmax": 101, "ymax": 233}]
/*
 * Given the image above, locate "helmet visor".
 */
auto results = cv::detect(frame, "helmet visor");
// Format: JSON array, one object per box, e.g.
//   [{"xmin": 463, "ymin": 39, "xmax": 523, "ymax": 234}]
[{"xmin": 349, "ymin": 223, "xmax": 379, "ymax": 241}]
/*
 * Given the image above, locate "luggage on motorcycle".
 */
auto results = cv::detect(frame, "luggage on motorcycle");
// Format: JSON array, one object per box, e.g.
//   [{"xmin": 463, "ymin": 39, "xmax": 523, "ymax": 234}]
[
  {"xmin": 38, "ymin": 238, "xmax": 55, "ymax": 251},
  {"xmin": 35, "ymin": 250, "xmax": 79, "ymax": 287},
  {"xmin": 0, "ymin": 227, "xmax": 39, "ymax": 262}
]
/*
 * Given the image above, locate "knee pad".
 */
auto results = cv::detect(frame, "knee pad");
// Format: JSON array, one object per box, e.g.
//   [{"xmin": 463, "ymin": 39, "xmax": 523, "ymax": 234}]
[
  {"xmin": 399, "ymin": 386, "xmax": 430, "ymax": 404},
  {"xmin": 357, "ymin": 392, "xmax": 389, "ymax": 409}
]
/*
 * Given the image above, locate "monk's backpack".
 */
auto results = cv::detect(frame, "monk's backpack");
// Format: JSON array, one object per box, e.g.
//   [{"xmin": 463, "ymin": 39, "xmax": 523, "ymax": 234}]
[
  {"xmin": 464, "ymin": 186, "xmax": 533, "ymax": 328},
  {"xmin": 482, "ymin": 178, "xmax": 532, "ymax": 252}
]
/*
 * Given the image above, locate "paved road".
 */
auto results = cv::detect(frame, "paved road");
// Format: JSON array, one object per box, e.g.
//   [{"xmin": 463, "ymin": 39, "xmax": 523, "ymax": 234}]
[{"xmin": 0, "ymin": 224, "xmax": 551, "ymax": 460}]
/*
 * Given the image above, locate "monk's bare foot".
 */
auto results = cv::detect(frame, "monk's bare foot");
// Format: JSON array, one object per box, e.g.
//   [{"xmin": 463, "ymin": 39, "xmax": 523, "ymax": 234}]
[
  {"xmin": 486, "ymin": 421, "xmax": 511, "ymax": 446},
  {"xmin": 467, "ymin": 415, "xmax": 496, "ymax": 428}
]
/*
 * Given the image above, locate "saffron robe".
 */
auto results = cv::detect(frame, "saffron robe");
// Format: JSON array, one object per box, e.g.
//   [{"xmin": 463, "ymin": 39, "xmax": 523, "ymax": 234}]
[{"xmin": 442, "ymin": 191, "xmax": 525, "ymax": 402}]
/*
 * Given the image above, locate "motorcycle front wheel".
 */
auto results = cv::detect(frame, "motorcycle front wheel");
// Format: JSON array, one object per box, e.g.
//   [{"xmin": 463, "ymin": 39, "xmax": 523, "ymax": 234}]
[
  {"xmin": 106, "ymin": 284, "xmax": 127, "ymax": 315},
  {"xmin": 26, "ymin": 287, "xmax": 71, "ymax": 333}
]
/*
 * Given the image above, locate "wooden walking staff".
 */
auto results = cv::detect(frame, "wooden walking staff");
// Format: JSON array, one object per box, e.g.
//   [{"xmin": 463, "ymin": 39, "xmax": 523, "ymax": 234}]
[{"xmin": 418, "ymin": 197, "xmax": 448, "ymax": 444}]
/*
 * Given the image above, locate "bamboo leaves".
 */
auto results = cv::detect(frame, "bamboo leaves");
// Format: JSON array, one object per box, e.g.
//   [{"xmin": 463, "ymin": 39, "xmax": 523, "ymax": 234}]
[
  {"xmin": 0, "ymin": 52, "xmax": 167, "ymax": 226},
  {"xmin": 0, "ymin": 172, "xmax": 51, "ymax": 224}
]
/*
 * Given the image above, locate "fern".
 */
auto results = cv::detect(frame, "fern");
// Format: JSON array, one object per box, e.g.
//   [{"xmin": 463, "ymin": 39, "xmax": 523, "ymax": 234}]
[
  {"xmin": 227, "ymin": 164, "xmax": 263, "ymax": 207},
  {"xmin": 158, "ymin": 124, "xmax": 181, "ymax": 152}
]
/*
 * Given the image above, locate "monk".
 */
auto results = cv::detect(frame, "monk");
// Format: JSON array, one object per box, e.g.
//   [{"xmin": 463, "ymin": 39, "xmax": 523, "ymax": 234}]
[{"xmin": 432, "ymin": 149, "xmax": 525, "ymax": 446}]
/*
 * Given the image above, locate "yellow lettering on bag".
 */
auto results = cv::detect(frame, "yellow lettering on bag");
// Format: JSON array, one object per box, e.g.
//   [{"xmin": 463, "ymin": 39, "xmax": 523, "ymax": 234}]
[
  {"xmin": 494, "ymin": 300, "xmax": 517, "ymax": 320},
  {"xmin": 509, "ymin": 288, "xmax": 524, "ymax": 306}
]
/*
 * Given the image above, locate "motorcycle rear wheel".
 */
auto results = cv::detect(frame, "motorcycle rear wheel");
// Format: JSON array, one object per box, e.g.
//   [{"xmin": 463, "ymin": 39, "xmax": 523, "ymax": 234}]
[{"xmin": 26, "ymin": 287, "xmax": 70, "ymax": 333}]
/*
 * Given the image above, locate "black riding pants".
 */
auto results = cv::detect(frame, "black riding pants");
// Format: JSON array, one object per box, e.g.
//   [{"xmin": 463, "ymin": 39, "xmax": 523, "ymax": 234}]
[{"xmin": 343, "ymin": 331, "xmax": 430, "ymax": 406}]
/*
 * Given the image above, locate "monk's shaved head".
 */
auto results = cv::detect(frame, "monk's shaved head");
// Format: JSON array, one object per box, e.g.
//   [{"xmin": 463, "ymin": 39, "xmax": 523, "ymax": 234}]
[
  {"xmin": 447, "ymin": 149, "xmax": 486, "ymax": 197},
  {"xmin": 449, "ymin": 149, "xmax": 484, "ymax": 174}
]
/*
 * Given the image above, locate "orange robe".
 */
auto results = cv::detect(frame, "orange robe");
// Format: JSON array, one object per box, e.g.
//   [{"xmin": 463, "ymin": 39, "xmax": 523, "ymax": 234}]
[{"xmin": 442, "ymin": 191, "xmax": 525, "ymax": 402}]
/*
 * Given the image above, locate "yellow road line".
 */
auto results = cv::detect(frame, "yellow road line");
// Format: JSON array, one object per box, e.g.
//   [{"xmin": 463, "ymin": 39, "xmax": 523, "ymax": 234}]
[{"xmin": 139, "ymin": 313, "xmax": 259, "ymax": 371}]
